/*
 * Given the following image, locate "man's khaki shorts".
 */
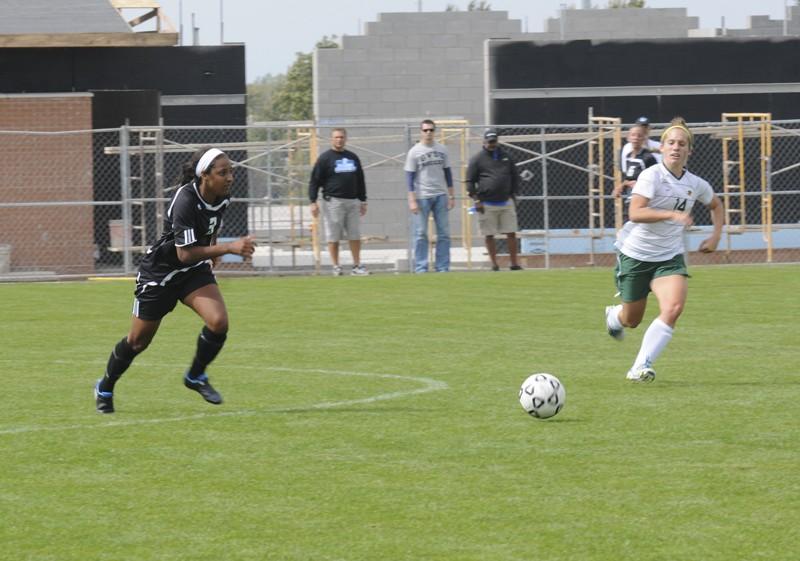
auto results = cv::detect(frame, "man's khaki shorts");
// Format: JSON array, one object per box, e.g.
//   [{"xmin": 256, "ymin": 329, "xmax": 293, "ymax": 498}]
[
  {"xmin": 322, "ymin": 197, "xmax": 361, "ymax": 242},
  {"xmin": 477, "ymin": 203, "xmax": 518, "ymax": 236}
]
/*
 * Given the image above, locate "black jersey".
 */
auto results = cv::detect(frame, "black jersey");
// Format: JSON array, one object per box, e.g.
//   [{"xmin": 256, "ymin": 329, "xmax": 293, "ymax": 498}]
[
  {"xmin": 622, "ymin": 148, "xmax": 658, "ymax": 182},
  {"xmin": 138, "ymin": 181, "xmax": 230, "ymax": 285},
  {"xmin": 308, "ymin": 148, "xmax": 367, "ymax": 202}
]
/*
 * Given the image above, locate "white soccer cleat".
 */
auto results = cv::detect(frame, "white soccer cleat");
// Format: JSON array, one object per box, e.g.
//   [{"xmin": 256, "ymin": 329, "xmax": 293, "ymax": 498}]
[
  {"xmin": 626, "ymin": 367, "xmax": 656, "ymax": 383},
  {"xmin": 605, "ymin": 305, "xmax": 625, "ymax": 341}
]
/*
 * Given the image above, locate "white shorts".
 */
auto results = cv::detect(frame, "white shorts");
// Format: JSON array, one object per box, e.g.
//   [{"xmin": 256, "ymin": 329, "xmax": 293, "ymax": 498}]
[{"xmin": 322, "ymin": 197, "xmax": 361, "ymax": 242}]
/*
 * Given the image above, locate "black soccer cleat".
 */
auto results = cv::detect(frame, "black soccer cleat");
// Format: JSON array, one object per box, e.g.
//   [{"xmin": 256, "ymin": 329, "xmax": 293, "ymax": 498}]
[
  {"xmin": 184, "ymin": 373, "xmax": 223, "ymax": 405},
  {"xmin": 94, "ymin": 381, "xmax": 115, "ymax": 414}
]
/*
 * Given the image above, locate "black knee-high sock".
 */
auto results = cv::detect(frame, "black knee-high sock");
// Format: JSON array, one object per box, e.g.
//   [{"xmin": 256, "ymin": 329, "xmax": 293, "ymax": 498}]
[
  {"xmin": 98, "ymin": 337, "xmax": 140, "ymax": 392},
  {"xmin": 187, "ymin": 326, "xmax": 227, "ymax": 379}
]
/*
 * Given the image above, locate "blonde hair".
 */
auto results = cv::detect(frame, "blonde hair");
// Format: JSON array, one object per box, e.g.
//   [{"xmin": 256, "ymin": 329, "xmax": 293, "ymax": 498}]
[{"xmin": 660, "ymin": 116, "xmax": 693, "ymax": 148}]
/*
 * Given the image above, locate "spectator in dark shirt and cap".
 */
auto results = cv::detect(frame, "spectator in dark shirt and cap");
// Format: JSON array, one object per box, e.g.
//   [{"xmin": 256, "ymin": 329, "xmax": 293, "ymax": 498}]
[{"xmin": 466, "ymin": 128, "xmax": 523, "ymax": 271}]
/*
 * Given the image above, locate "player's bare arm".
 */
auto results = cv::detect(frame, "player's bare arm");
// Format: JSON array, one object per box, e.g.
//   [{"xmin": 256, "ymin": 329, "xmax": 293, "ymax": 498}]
[
  {"xmin": 177, "ymin": 235, "xmax": 256, "ymax": 264},
  {"xmin": 629, "ymin": 195, "xmax": 692, "ymax": 225},
  {"xmin": 698, "ymin": 195, "xmax": 723, "ymax": 253}
]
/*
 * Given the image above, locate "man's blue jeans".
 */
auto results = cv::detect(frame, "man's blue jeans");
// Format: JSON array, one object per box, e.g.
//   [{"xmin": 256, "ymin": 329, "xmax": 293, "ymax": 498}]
[{"xmin": 414, "ymin": 194, "xmax": 450, "ymax": 272}]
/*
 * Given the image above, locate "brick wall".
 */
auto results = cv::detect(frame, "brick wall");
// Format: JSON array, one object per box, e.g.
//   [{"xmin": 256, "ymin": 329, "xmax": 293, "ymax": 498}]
[{"xmin": 0, "ymin": 93, "xmax": 95, "ymax": 275}]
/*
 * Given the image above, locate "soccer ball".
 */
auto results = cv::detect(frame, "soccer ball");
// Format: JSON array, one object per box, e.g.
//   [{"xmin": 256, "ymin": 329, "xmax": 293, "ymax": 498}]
[{"xmin": 518, "ymin": 373, "xmax": 566, "ymax": 419}]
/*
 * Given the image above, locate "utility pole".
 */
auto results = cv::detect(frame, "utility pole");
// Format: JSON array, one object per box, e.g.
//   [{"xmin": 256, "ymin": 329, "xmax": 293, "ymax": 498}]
[
  {"xmin": 784, "ymin": 0, "xmax": 788, "ymax": 36},
  {"xmin": 191, "ymin": 12, "xmax": 199, "ymax": 45},
  {"xmin": 178, "ymin": 0, "xmax": 183, "ymax": 45},
  {"xmin": 220, "ymin": 0, "xmax": 224, "ymax": 43}
]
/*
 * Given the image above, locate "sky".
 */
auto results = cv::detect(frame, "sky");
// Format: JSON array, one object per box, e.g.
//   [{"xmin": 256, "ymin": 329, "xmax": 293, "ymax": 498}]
[{"xmin": 155, "ymin": 0, "xmax": 794, "ymax": 82}]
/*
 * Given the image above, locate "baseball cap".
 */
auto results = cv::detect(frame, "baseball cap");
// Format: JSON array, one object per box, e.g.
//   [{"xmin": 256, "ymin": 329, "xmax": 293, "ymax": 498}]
[
  {"xmin": 635, "ymin": 116, "xmax": 650, "ymax": 126},
  {"xmin": 484, "ymin": 128, "xmax": 499, "ymax": 140}
]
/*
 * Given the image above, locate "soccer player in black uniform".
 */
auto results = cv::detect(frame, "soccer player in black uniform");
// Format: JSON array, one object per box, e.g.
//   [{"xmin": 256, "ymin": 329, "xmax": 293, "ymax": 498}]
[
  {"xmin": 94, "ymin": 147, "xmax": 255, "ymax": 413},
  {"xmin": 614, "ymin": 123, "xmax": 659, "ymax": 220}
]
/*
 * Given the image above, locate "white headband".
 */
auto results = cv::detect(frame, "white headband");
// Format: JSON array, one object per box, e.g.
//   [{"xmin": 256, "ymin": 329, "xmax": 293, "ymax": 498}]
[{"xmin": 195, "ymin": 148, "xmax": 225, "ymax": 177}]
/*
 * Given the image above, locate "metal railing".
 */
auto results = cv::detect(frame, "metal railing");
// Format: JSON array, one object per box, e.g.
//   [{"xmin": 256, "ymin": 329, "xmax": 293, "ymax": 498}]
[{"xmin": 1, "ymin": 119, "xmax": 798, "ymax": 280}]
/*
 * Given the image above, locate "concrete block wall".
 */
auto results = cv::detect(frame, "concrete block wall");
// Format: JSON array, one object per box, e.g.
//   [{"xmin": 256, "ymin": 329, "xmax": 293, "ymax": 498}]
[
  {"xmin": 312, "ymin": 7, "xmax": 800, "ymax": 244},
  {"xmin": 0, "ymin": 93, "xmax": 95, "ymax": 274},
  {"xmin": 692, "ymin": 6, "xmax": 800, "ymax": 38},
  {"xmin": 313, "ymin": 11, "xmax": 527, "ymax": 242},
  {"xmin": 315, "ymin": 11, "xmax": 524, "ymax": 128},
  {"xmin": 315, "ymin": 6, "xmax": 799, "ymax": 131},
  {"xmin": 723, "ymin": 6, "xmax": 800, "ymax": 37},
  {"xmin": 541, "ymin": 8, "xmax": 697, "ymax": 40}
]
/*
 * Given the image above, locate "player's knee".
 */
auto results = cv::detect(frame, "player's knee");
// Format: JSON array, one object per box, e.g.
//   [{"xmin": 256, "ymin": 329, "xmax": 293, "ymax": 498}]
[
  {"xmin": 205, "ymin": 314, "xmax": 229, "ymax": 335},
  {"xmin": 662, "ymin": 302, "xmax": 684, "ymax": 322},
  {"xmin": 620, "ymin": 311, "xmax": 644, "ymax": 328},
  {"xmin": 128, "ymin": 335, "xmax": 152, "ymax": 354}
]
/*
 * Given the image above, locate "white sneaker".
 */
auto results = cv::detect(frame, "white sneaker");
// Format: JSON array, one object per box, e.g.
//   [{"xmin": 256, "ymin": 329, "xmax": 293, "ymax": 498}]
[
  {"xmin": 351, "ymin": 264, "xmax": 370, "ymax": 276},
  {"xmin": 332, "ymin": 266, "xmax": 343, "ymax": 277},
  {"xmin": 626, "ymin": 367, "xmax": 656, "ymax": 383},
  {"xmin": 605, "ymin": 305, "xmax": 625, "ymax": 341}
]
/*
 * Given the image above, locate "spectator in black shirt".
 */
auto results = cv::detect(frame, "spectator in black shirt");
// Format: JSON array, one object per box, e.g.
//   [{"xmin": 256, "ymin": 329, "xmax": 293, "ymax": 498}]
[
  {"xmin": 466, "ymin": 129, "xmax": 522, "ymax": 271},
  {"xmin": 93, "ymin": 147, "xmax": 255, "ymax": 414},
  {"xmin": 309, "ymin": 128, "xmax": 369, "ymax": 276}
]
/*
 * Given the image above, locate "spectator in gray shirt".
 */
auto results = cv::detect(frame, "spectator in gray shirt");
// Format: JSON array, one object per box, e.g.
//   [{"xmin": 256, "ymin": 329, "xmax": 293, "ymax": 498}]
[{"xmin": 404, "ymin": 119, "xmax": 455, "ymax": 273}]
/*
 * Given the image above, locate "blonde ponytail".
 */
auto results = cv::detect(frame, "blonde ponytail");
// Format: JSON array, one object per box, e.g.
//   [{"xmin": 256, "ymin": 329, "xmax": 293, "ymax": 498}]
[{"xmin": 660, "ymin": 116, "xmax": 693, "ymax": 147}]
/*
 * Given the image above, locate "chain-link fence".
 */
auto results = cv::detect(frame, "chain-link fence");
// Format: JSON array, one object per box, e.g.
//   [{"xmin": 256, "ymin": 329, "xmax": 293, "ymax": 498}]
[{"xmin": 2, "ymin": 119, "xmax": 799, "ymax": 280}]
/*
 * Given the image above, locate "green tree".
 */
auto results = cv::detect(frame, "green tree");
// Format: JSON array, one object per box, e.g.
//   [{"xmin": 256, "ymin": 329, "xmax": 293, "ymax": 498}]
[
  {"xmin": 264, "ymin": 36, "xmax": 339, "ymax": 122},
  {"xmin": 247, "ymin": 73, "xmax": 286, "ymax": 123},
  {"xmin": 247, "ymin": 36, "xmax": 339, "ymax": 124},
  {"xmin": 269, "ymin": 52, "xmax": 313, "ymax": 121},
  {"xmin": 445, "ymin": 1, "xmax": 491, "ymax": 10}
]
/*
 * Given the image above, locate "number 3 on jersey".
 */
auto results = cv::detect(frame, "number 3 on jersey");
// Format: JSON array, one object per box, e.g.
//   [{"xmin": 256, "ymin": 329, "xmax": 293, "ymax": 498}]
[{"xmin": 206, "ymin": 216, "xmax": 218, "ymax": 235}]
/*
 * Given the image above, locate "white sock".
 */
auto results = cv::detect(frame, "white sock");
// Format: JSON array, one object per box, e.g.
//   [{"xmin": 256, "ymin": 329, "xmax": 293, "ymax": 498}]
[
  {"xmin": 632, "ymin": 318, "xmax": 673, "ymax": 370},
  {"xmin": 607, "ymin": 304, "xmax": 623, "ymax": 330}
]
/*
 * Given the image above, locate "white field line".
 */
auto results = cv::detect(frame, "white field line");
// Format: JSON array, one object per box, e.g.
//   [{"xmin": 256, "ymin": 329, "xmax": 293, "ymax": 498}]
[{"xmin": 0, "ymin": 366, "xmax": 449, "ymax": 436}]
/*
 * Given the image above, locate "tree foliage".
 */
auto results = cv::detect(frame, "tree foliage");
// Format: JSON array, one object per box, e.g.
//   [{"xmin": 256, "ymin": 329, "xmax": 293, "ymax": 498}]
[
  {"xmin": 247, "ymin": 35, "xmax": 339, "ymax": 123},
  {"xmin": 269, "ymin": 52, "xmax": 313, "ymax": 121},
  {"xmin": 246, "ymin": 74, "xmax": 286, "ymax": 123},
  {"xmin": 446, "ymin": 1, "xmax": 492, "ymax": 11},
  {"xmin": 608, "ymin": 0, "xmax": 646, "ymax": 7}
]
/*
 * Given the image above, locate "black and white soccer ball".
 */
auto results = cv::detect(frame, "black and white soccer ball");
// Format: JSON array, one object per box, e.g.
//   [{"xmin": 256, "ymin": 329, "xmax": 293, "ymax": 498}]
[{"xmin": 518, "ymin": 373, "xmax": 566, "ymax": 419}]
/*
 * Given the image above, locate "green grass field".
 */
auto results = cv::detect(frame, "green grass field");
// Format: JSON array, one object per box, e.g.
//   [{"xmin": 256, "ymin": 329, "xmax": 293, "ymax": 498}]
[{"xmin": 1, "ymin": 266, "xmax": 798, "ymax": 561}]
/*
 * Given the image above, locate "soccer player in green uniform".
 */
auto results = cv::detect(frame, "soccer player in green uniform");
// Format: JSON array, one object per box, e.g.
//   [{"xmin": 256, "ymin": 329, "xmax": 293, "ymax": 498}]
[{"xmin": 604, "ymin": 117, "xmax": 723, "ymax": 382}]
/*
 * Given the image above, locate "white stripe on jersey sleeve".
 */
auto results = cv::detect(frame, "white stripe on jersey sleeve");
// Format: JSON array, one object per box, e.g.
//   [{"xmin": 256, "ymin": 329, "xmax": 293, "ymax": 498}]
[{"xmin": 175, "ymin": 228, "xmax": 196, "ymax": 247}]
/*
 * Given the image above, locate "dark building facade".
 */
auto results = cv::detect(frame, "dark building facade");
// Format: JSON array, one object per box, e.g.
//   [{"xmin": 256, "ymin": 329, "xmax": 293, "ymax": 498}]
[
  {"xmin": 1, "ymin": 45, "xmax": 247, "ymax": 268},
  {"xmin": 488, "ymin": 37, "xmax": 800, "ymax": 124},
  {"xmin": 487, "ymin": 38, "xmax": 800, "ymax": 232}
]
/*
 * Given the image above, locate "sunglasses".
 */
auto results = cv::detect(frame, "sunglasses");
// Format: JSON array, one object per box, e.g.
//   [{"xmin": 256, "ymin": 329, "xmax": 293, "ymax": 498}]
[{"xmin": 422, "ymin": 129, "xmax": 435, "ymax": 132}]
